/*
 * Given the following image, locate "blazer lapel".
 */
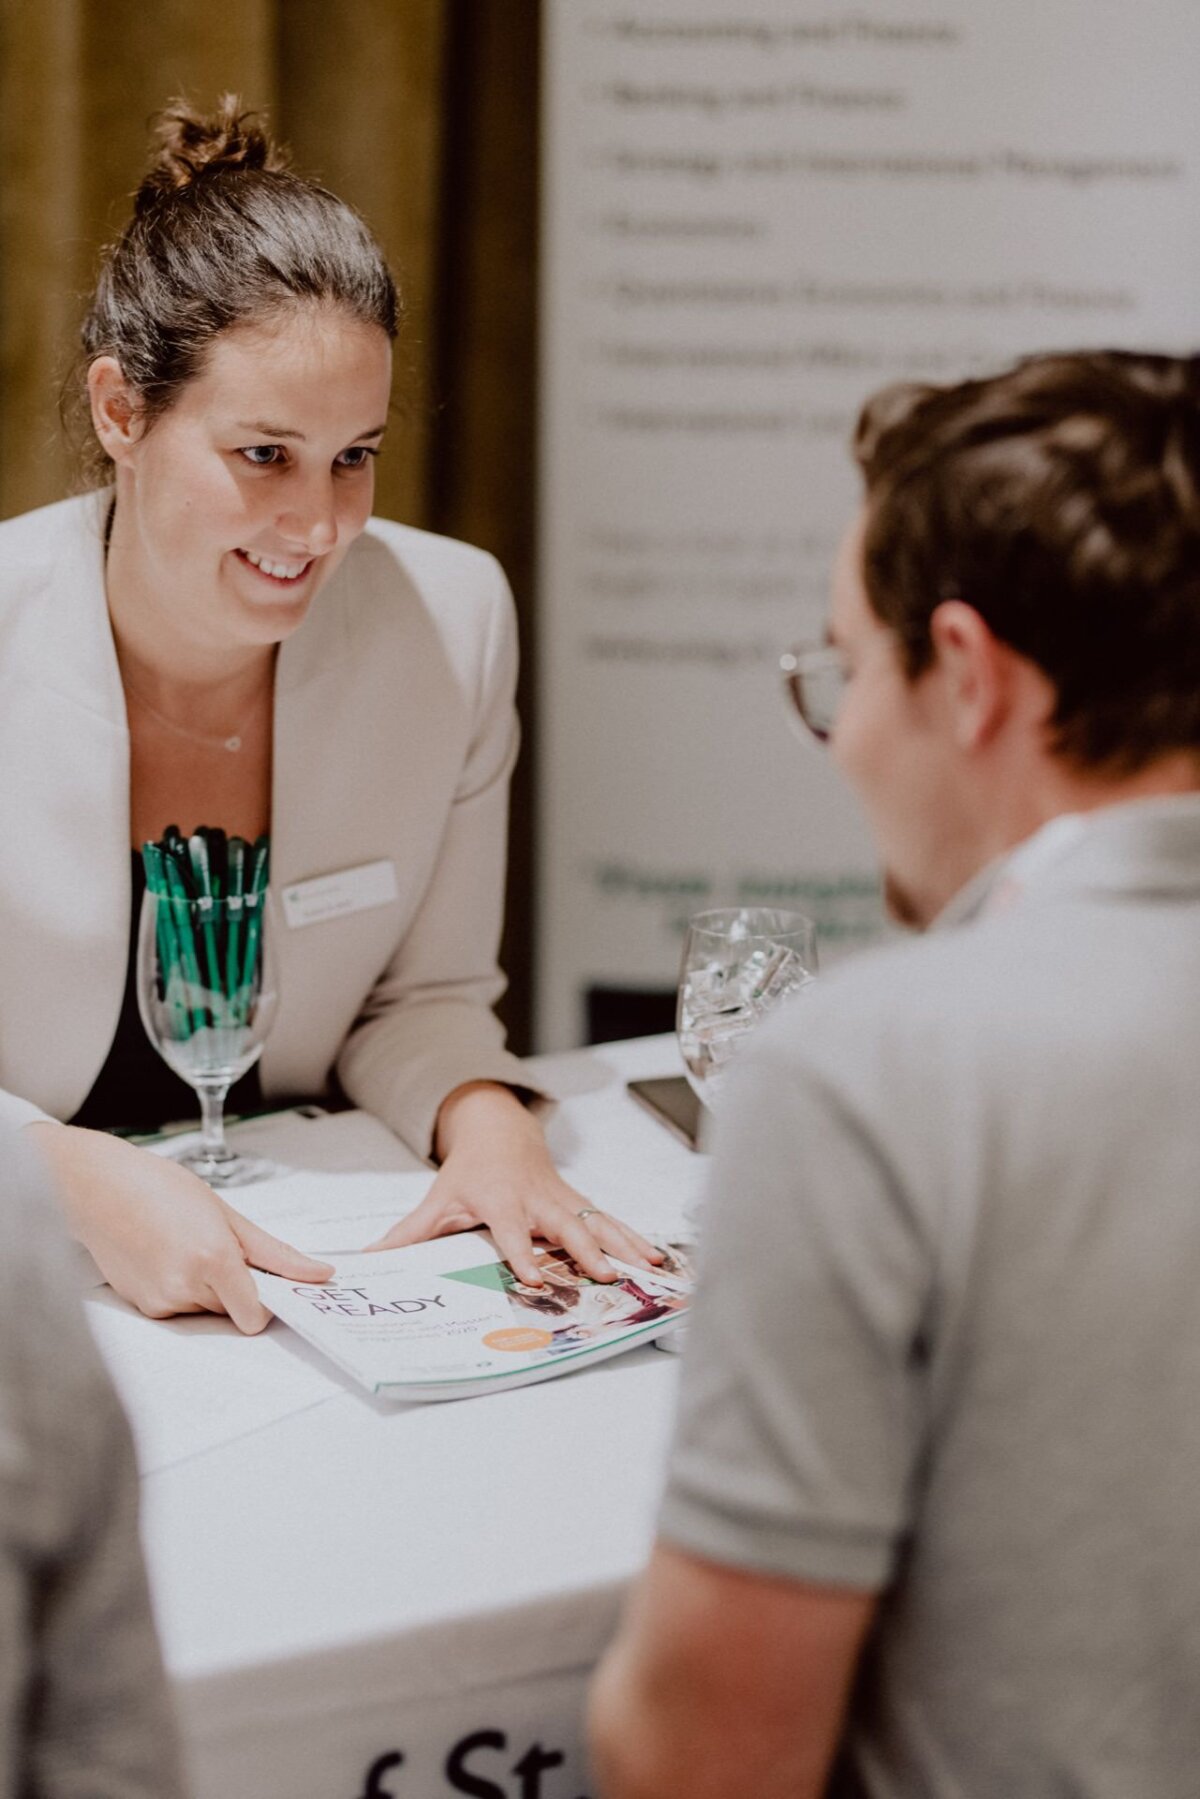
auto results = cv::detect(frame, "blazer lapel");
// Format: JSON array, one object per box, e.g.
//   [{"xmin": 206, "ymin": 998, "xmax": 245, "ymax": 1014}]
[{"xmin": 261, "ymin": 561, "xmax": 353, "ymax": 1099}]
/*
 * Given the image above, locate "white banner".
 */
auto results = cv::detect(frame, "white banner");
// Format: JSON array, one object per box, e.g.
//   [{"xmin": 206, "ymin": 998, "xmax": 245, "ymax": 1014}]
[{"xmin": 538, "ymin": 1, "xmax": 1200, "ymax": 1048}]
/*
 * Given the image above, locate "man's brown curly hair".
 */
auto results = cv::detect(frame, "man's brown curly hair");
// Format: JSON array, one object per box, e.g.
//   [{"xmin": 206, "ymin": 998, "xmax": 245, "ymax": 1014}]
[{"xmin": 854, "ymin": 351, "xmax": 1200, "ymax": 771}]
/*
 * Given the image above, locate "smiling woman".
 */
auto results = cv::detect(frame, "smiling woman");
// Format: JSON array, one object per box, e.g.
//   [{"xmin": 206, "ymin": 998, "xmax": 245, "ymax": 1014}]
[{"xmin": 0, "ymin": 97, "xmax": 661, "ymax": 1329}]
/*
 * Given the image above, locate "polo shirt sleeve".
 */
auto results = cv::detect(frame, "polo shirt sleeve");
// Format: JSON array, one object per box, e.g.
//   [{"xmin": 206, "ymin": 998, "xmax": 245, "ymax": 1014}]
[{"xmin": 658, "ymin": 1018, "xmax": 936, "ymax": 1590}]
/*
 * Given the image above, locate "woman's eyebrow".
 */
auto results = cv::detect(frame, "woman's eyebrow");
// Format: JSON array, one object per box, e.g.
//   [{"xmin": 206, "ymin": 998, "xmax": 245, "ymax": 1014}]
[
  {"xmin": 235, "ymin": 420, "xmax": 304, "ymax": 439},
  {"xmin": 233, "ymin": 421, "xmax": 389, "ymax": 441}
]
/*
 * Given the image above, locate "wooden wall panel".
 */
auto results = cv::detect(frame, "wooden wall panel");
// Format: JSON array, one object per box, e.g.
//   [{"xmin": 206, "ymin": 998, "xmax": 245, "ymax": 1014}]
[
  {"xmin": 0, "ymin": 0, "xmax": 276, "ymax": 514},
  {"xmin": 0, "ymin": 0, "xmax": 84, "ymax": 515},
  {"xmin": 79, "ymin": 0, "xmax": 278, "ymax": 238},
  {"xmin": 279, "ymin": 0, "xmax": 448, "ymax": 529},
  {"xmin": 431, "ymin": 0, "xmax": 541, "ymax": 1049}
]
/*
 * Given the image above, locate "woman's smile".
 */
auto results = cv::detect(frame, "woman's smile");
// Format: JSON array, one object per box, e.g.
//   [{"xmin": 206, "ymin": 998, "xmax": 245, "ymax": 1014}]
[{"xmin": 233, "ymin": 547, "xmax": 317, "ymax": 587}]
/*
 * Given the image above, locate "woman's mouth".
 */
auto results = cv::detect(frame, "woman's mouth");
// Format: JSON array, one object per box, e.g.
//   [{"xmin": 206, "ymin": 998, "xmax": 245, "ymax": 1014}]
[{"xmin": 235, "ymin": 548, "xmax": 314, "ymax": 586}]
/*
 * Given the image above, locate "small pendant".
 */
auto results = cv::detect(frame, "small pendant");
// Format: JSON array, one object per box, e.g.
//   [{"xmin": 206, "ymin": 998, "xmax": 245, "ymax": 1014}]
[{"xmin": 224, "ymin": 734, "xmax": 242, "ymax": 753}]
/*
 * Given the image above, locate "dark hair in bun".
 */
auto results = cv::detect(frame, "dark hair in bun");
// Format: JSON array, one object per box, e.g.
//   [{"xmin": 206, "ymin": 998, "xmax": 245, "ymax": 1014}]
[
  {"xmin": 133, "ymin": 96, "xmax": 291, "ymax": 210},
  {"xmin": 74, "ymin": 96, "xmax": 398, "ymax": 476}
]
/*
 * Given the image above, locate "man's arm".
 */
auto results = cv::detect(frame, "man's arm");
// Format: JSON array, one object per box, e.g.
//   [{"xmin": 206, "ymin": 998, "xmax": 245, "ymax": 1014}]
[{"xmin": 589, "ymin": 1542, "xmax": 875, "ymax": 1799}]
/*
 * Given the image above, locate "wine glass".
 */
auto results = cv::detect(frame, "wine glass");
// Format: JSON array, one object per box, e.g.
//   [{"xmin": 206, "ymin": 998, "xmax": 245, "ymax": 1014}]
[
  {"xmin": 136, "ymin": 887, "xmax": 279, "ymax": 1186},
  {"xmin": 677, "ymin": 907, "xmax": 818, "ymax": 1109}
]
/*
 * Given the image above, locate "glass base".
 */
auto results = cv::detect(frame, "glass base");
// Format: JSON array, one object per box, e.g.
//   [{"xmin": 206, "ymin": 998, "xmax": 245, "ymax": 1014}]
[{"xmin": 171, "ymin": 1145, "xmax": 277, "ymax": 1188}]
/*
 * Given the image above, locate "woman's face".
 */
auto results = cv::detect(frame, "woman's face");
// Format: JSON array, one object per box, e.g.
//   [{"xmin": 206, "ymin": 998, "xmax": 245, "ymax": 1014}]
[{"xmin": 101, "ymin": 304, "xmax": 393, "ymax": 653}]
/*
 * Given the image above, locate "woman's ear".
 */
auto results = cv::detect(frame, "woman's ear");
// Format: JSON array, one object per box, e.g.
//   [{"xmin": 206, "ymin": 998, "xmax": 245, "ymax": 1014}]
[{"xmin": 87, "ymin": 358, "xmax": 141, "ymax": 464}]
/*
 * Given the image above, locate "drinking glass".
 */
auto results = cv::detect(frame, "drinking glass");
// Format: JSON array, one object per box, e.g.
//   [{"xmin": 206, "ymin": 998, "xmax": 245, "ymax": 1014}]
[
  {"xmin": 677, "ymin": 907, "xmax": 817, "ymax": 1108},
  {"xmin": 136, "ymin": 887, "xmax": 279, "ymax": 1186}
]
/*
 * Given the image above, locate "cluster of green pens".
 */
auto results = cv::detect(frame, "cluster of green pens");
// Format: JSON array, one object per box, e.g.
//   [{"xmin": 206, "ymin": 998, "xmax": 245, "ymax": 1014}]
[{"xmin": 141, "ymin": 827, "xmax": 270, "ymax": 1038}]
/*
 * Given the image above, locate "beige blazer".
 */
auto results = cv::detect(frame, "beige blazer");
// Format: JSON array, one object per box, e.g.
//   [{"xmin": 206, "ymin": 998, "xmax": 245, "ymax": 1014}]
[{"xmin": 0, "ymin": 491, "xmax": 533, "ymax": 1154}]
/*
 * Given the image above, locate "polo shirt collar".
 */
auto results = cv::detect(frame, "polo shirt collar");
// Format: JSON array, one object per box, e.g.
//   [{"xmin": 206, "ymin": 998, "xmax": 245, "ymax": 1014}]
[{"xmin": 934, "ymin": 792, "xmax": 1200, "ymax": 930}]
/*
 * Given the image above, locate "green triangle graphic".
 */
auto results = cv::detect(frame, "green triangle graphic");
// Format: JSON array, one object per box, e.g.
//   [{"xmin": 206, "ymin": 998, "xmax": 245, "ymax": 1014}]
[{"xmin": 446, "ymin": 1261, "xmax": 513, "ymax": 1294}]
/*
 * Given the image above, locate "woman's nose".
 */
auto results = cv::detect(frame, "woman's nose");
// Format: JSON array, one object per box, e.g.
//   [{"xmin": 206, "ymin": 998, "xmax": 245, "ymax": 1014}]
[{"xmin": 278, "ymin": 479, "xmax": 338, "ymax": 555}]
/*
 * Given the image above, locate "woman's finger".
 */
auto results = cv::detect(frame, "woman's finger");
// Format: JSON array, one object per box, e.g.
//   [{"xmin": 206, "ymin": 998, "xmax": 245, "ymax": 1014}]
[
  {"xmin": 369, "ymin": 1187, "xmax": 448, "ymax": 1251},
  {"xmin": 204, "ymin": 1256, "xmax": 273, "ymax": 1336},
  {"xmin": 364, "ymin": 1188, "xmax": 471, "ymax": 1253},
  {"xmin": 230, "ymin": 1214, "xmax": 335, "ymax": 1284},
  {"xmin": 542, "ymin": 1209, "xmax": 617, "ymax": 1282},
  {"xmin": 487, "ymin": 1216, "xmax": 547, "ymax": 1288},
  {"xmin": 586, "ymin": 1213, "xmax": 664, "ymax": 1270},
  {"xmin": 532, "ymin": 1172, "xmax": 665, "ymax": 1270},
  {"xmin": 367, "ymin": 1211, "xmax": 435, "ymax": 1253}
]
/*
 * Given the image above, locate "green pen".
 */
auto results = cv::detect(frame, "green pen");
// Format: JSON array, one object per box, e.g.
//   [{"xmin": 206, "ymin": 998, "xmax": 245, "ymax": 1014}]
[
  {"xmin": 200, "ymin": 830, "xmax": 227, "ymax": 994},
  {"xmin": 225, "ymin": 836, "xmax": 247, "ymax": 1016},
  {"xmin": 141, "ymin": 840, "xmax": 163, "ymax": 899},
  {"xmin": 250, "ymin": 833, "xmax": 270, "ymax": 894},
  {"xmin": 162, "ymin": 853, "xmax": 207, "ymax": 1036},
  {"xmin": 163, "ymin": 831, "xmax": 196, "ymax": 900},
  {"xmin": 188, "ymin": 831, "xmax": 222, "ymax": 1000},
  {"xmin": 206, "ymin": 827, "xmax": 228, "ymax": 900},
  {"xmin": 142, "ymin": 843, "xmax": 188, "ymax": 1036},
  {"xmin": 238, "ymin": 835, "xmax": 270, "ymax": 1022}
]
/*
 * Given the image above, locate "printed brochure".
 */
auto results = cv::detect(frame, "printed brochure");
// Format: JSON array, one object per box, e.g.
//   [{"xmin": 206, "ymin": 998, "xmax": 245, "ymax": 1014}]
[{"xmin": 252, "ymin": 1233, "xmax": 694, "ymax": 1401}]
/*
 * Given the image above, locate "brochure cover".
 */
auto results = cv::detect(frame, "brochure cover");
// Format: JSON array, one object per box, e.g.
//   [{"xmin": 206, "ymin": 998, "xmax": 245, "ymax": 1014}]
[{"xmin": 252, "ymin": 1234, "xmax": 694, "ymax": 1401}]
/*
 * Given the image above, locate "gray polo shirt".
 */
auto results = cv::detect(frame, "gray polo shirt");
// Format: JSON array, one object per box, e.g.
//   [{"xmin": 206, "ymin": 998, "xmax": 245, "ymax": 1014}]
[
  {"xmin": 0, "ymin": 1134, "xmax": 186, "ymax": 1798},
  {"xmin": 660, "ymin": 797, "xmax": 1200, "ymax": 1798}
]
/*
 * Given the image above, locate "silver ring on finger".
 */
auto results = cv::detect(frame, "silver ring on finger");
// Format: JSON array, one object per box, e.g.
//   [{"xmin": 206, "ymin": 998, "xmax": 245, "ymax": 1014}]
[{"xmin": 576, "ymin": 1206, "xmax": 603, "ymax": 1222}]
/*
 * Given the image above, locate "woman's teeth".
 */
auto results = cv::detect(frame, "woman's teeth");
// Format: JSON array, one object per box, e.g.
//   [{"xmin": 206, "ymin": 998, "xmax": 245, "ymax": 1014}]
[{"xmin": 238, "ymin": 549, "xmax": 311, "ymax": 582}]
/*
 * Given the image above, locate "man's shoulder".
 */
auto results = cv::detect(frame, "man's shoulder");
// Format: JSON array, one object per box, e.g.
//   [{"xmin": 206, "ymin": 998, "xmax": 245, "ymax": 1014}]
[
  {"xmin": 746, "ymin": 905, "xmax": 1108, "ymax": 1097},
  {"xmin": 750, "ymin": 885, "xmax": 1196, "ymax": 1139},
  {"xmin": 753, "ymin": 926, "xmax": 990, "ymax": 1057}
]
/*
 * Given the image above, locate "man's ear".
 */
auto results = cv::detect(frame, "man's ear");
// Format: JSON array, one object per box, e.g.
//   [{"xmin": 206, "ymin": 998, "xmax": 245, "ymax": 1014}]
[
  {"xmin": 928, "ymin": 599, "xmax": 1014, "ymax": 751},
  {"xmin": 86, "ymin": 358, "xmax": 142, "ymax": 465}
]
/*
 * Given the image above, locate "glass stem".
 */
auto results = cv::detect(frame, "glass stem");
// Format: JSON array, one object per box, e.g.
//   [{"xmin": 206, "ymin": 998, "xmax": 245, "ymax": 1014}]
[{"xmin": 197, "ymin": 1083, "xmax": 233, "ymax": 1168}]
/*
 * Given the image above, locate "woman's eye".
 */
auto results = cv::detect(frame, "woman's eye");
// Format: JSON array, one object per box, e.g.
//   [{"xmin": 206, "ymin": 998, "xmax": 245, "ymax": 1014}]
[
  {"xmin": 239, "ymin": 445, "xmax": 283, "ymax": 468},
  {"xmin": 336, "ymin": 446, "xmax": 379, "ymax": 470}
]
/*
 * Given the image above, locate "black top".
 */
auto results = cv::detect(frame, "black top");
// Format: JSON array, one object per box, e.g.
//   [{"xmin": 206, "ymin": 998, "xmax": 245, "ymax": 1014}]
[{"xmin": 71, "ymin": 852, "xmax": 263, "ymax": 1134}]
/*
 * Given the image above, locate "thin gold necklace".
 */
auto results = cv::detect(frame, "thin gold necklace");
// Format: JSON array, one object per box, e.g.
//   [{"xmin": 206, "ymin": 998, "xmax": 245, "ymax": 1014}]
[
  {"xmin": 107, "ymin": 504, "xmax": 272, "ymax": 754},
  {"xmin": 123, "ymin": 676, "xmax": 270, "ymax": 754}
]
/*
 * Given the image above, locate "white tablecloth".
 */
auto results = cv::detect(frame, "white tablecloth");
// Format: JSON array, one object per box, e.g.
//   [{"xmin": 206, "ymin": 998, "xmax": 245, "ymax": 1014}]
[{"xmin": 86, "ymin": 1036, "xmax": 707, "ymax": 1799}]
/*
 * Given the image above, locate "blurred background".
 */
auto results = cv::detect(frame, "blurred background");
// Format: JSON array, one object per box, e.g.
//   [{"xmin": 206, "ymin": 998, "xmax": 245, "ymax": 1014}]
[{"xmin": 1, "ymin": 2, "xmax": 1197, "ymax": 1056}]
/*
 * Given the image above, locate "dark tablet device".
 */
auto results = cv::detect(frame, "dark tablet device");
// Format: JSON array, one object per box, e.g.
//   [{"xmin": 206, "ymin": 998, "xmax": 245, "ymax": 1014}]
[{"xmin": 627, "ymin": 1075, "xmax": 705, "ymax": 1151}]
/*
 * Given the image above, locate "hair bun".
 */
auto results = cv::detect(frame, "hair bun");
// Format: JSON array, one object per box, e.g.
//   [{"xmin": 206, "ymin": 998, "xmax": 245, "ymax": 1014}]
[{"xmin": 135, "ymin": 96, "xmax": 289, "ymax": 214}]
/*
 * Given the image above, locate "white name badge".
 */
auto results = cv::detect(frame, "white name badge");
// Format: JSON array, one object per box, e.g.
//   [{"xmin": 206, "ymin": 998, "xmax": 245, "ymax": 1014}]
[{"xmin": 281, "ymin": 860, "xmax": 398, "ymax": 929}]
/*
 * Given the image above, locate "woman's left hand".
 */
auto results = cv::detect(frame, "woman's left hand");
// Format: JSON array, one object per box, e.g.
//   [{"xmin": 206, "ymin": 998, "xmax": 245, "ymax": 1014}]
[{"xmin": 365, "ymin": 1082, "xmax": 665, "ymax": 1287}]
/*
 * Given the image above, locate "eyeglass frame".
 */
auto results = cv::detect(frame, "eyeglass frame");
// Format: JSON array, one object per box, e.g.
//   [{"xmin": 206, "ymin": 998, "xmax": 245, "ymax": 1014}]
[
  {"xmin": 781, "ymin": 598, "xmax": 971, "ymax": 744},
  {"xmin": 779, "ymin": 642, "xmax": 848, "ymax": 745}
]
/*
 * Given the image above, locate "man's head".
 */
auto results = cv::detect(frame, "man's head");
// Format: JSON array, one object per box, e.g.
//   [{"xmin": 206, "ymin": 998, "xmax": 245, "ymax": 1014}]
[{"xmin": 825, "ymin": 351, "xmax": 1200, "ymax": 924}]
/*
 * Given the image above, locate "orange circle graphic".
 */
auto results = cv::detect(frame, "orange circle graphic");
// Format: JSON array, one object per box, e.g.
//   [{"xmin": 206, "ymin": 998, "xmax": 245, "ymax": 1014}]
[{"xmin": 483, "ymin": 1326, "xmax": 554, "ymax": 1353}]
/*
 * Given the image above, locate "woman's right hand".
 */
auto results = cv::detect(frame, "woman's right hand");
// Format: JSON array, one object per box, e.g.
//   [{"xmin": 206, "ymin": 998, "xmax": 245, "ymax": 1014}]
[{"xmin": 24, "ymin": 1122, "xmax": 332, "ymax": 1332}]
